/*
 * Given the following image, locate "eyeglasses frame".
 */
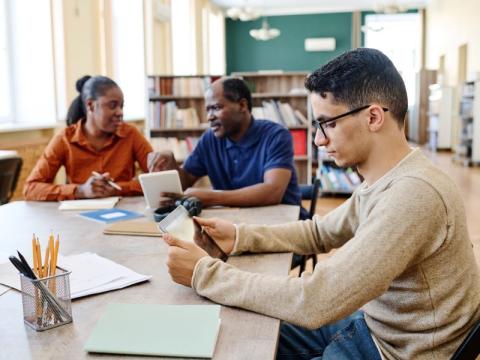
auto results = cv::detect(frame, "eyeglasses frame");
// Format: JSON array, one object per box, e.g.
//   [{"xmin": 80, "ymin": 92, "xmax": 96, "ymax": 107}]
[{"xmin": 312, "ymin": 104, "xmax": 389, "ymax": 138}]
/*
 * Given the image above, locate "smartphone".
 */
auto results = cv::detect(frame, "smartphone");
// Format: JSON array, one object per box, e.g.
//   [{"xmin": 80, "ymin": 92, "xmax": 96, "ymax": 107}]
[{"xmin": 192, "ymin": 217, "xmax": 228, "ymax": 262}]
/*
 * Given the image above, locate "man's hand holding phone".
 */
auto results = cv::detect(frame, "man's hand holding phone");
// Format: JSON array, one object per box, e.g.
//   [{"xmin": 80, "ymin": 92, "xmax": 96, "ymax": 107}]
[{"xmin": 192, "ymin": 217, "xmax": 236, "ymax": 256}]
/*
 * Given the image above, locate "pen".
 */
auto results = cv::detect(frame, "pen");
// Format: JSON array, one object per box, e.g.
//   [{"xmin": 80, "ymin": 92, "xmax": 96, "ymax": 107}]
[{"xmin": 91, "ymin": 171, "xmax": 122, "ymax": 191}]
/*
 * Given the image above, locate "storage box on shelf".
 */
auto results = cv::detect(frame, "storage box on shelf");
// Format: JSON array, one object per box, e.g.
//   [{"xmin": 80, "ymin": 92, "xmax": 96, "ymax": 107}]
[
  {"xmin": 454, "ymin": 80, "xmax": 480, "ymax": 166},
  {"xmin": 146, "ymin": 75, "xmax": 221, "ymax": 161},
  {"xmin": 316, "ymin": 149, "xmax": 362, "ymax": 196},
  {"xmin": 231, "ymin": 72, "xmax": 312, "ymax": 184}
]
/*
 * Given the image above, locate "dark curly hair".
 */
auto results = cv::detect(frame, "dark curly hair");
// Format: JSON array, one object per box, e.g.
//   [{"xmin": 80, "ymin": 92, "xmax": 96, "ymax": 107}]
[{"xmin": 305, "ymin": 48, "xmax": 408, "ymax": 127}]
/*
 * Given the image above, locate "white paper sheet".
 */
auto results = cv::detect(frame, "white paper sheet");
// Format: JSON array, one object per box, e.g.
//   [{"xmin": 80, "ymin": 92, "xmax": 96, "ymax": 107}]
[{"xmin": 0, "ymin": 252, "xmax": 151, "ymax": 299}]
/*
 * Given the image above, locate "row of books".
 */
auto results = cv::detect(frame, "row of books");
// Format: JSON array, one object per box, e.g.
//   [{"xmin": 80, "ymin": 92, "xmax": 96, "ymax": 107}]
[
  {"xmin": 252, "ymin": 100, "xmax": 308, "ymax": 127},
  {"xmin": 149, "ymin": 101, "xmax": 200, "ymax": 129},
  {"xmin": 317, "ymin": 164, "xmax": 362, "ymax": 193},
  {"xmin": 147, "ymin": 76, "xmax": 219, "ymax": 97},
  {"xmin": 149, "ymin": 137, "xmax": 199, "ymax": 161}
]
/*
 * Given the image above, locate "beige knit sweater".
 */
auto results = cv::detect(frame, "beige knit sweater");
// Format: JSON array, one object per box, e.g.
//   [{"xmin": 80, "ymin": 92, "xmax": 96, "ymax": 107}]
[{"xmin": 192, "ymin": 149, "xmax": 480, "ymax": 360}]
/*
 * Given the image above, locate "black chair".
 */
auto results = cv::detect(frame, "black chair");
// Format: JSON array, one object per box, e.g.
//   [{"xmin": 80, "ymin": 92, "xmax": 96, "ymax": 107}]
[
  {"xmin": 0, "ymin": 156, "xmax": 23, "ymax": 205},
  {"xmin": 451, "ymin": 318, "xmax": 480, "ymax": 360},
  {"xmin": 299, "ymin": 178, "xmax": 321, "ymax": 220},
  {"xmin": 296, "ymin": 178, "xmax": 321, "ymax": 273}
]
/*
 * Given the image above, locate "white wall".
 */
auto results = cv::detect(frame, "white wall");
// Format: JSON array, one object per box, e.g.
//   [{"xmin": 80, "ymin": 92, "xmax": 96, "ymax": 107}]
[{"xmin": 426, "ymin": 0, "xmax": 480, "ymax": 85}]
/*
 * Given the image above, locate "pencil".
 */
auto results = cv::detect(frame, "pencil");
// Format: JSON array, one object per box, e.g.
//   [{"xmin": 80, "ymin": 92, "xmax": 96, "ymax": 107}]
[
  {"xmin": 32, "ymin": 234, "xmax": 38, "ymax": 276},
  {"xmin": 36, "ymin": 238, "xmax": 43, "ymax": 278},
  {"xmin": 48, "ymin": 234, "xmax": 55, "ymax": 277},
  {"xmin": 51, "ymin": 235, "xmax": 59, "ymax": 276},
  {"xmin": 91, "ymin": 171, "xmax": 122, "ymax": 191}
]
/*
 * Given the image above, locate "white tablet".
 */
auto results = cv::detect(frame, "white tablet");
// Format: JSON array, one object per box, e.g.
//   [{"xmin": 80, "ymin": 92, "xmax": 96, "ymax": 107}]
[{"xmin": 138, "ymin": 170, "xmax": 183, "ymax": 209}]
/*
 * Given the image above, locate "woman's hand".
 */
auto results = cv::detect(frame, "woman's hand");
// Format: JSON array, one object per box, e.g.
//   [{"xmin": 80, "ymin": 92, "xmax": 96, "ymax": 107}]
[{"xmin": 75, "ymin": 172, "xmax": 118, "ymax": 198}]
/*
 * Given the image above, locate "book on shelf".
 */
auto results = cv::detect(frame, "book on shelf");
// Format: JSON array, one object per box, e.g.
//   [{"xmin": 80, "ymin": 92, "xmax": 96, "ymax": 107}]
[
  {"xmin": 149, "ymin": 102, "xmax": 200, "ymax": 129},
  {"xmin": 317, "ymin": 163, "xmax": 361, "ymax": 194},
  {"xmin": 147, "ymin": 75, "xmax": 221, "ymax": 97},
  {"xmin": 252, "ymin": 100, "xmax": 307, "ymax": 127},
  {"xmin": 150, "ymin": 137, "xmax": 199, "ymax": 162},
  {"xmin": 290, "ymin": 129, "xmax": 307, "ymax": 156}
]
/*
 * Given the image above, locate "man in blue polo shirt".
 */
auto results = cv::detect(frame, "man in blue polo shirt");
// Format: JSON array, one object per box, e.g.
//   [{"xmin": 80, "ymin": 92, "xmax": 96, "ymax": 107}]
[{"xmin": 149, "ymin": 77, "xmax": 306, "ymax": 218}]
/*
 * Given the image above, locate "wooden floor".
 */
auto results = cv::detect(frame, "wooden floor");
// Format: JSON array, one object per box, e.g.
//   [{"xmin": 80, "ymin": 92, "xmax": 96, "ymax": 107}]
[{"xmin": 302, "ymin": 147, "xmax": 480, "ymax": 268}]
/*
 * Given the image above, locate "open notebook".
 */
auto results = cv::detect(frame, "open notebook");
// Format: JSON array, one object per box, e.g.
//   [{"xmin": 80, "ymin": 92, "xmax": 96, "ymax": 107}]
[{"xmin": 85, "ymin": 303, "xmax": 221, "ymax": 358}]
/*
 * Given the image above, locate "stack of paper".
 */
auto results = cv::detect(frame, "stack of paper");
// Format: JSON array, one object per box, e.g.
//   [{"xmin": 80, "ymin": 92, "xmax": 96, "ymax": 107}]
[
  {"xmin": 0, "ymin": 252, "xmax": 151, "ymax": 299},
  {"xmin": 85, "ymin": 303, "xmax": 221, "ymax": 358},
  {"xmin": 58, "ymin": 197, "xmax": 120, "ymax": 211}
]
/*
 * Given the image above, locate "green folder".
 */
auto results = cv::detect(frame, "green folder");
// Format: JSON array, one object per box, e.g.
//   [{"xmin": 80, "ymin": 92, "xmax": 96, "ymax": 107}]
[{"xmin": 84, "ymin": 303, "xmax": 221, "ymax": 358}]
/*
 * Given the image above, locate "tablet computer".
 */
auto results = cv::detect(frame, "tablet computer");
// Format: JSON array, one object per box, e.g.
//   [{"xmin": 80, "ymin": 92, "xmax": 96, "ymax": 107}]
[
  {"xmin": 139, "ymin": 170, "xmax": 183, "ymax": 209},
  {"xmin": 157, "ymin": 205, "xmax": 227, "ymax": 262}
]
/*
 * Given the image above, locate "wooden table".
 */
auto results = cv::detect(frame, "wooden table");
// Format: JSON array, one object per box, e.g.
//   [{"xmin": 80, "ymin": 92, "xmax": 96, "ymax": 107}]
[{"xmin": 0, "ymin": 198, "xmax": 299, "ymax": 359}]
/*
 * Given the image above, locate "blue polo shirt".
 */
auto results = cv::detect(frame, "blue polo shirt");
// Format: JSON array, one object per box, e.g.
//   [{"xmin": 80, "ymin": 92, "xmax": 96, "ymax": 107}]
[{"xmin": 183, "ymin": 119, "xmax": 302, "ymax": 209}]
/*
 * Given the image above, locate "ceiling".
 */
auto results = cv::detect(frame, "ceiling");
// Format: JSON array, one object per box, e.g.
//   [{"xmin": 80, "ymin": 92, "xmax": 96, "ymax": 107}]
[{"xmin": 211, "ymin": 0, "xmax": 429, "ymax": 16}]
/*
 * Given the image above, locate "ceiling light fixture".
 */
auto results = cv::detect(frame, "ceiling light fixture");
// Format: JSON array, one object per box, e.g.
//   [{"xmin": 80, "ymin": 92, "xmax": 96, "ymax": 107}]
[
  {"xmin": 226, "ymin": 5, "xmax": 260, "ymax": 21},
  {"xmin": 249, "ymin": 18, "xmax": 280, "ymax": 41},
  {"xmin": 373, "ymin": 2, "xmax": 407, "ymax": 14}
]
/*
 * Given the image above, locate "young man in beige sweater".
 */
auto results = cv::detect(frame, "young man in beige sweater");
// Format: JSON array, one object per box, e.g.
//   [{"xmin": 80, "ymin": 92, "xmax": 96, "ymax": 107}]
[{"xmin": 163, "ymin": 48, "xmax": 480, "ymax": 359}]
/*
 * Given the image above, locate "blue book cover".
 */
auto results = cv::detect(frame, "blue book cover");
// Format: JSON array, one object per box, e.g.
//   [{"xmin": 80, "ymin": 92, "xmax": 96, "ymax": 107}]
[{"xmin": 79, "ymin": 208, "xmax": 144, "ymax": 224}]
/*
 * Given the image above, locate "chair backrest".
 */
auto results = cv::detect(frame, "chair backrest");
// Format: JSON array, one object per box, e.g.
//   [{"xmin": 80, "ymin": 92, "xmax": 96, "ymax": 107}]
[
  {"xmin": 299, "ymin": 178, "xmax": 321, "ymax": 220},
  {"xmin": 451, "ymin": 318, "xmax": 480, "ymax": 360},
  {"xmin": 0, "ymin": 156, "xmax": 23, "ymax": 205},
  {"xmin": 309, "ymin": 178, "xmax": 321, "ymax": 218}
]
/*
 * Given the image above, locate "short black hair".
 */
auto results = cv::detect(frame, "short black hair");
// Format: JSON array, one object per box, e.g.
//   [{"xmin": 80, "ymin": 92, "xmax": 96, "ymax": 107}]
[
  {"xmin": 221, "ymin": 77, "xmax": 252, "ymax": 112},
  {"xmin": 66, "ymin": 75, "xmax": 119, "ymax": 125},
  {"xmin": 305, "ymin": 48, "xmax": 408, "ymax": 126}
]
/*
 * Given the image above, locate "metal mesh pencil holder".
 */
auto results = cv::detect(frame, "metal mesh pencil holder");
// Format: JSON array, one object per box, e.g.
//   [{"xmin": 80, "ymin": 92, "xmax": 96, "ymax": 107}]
[{"xmin": 20, "ymin": 267, "xmax": 73, "ymax": 331}]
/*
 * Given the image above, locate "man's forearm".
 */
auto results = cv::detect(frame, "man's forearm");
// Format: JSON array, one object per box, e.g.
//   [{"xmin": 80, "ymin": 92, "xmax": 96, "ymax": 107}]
[{"xmin": 206, "ymin": 183, "xmax": 284, "ymax": 207}]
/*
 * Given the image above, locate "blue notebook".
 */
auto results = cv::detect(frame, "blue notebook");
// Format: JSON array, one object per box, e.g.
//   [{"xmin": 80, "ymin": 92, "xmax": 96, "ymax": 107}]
[
  {"xmin": 78, "ymin": 208, "xmax": 144, "ymax": 224},
  {"xmin": 84, "ymin": 303, "xmax": 221, "ymax": 358}
]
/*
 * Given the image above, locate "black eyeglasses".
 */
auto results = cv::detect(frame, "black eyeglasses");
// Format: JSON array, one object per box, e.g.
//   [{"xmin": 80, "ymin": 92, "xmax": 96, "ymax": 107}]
[{"xmin": 312, "ymin": 105, "xmax": 389, "ymax": 138}]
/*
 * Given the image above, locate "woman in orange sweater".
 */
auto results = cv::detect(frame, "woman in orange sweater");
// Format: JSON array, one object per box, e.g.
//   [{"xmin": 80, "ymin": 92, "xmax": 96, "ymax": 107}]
[{"xmin": 24, "ymin": 75, "xmax": 153, "ymax": 201}]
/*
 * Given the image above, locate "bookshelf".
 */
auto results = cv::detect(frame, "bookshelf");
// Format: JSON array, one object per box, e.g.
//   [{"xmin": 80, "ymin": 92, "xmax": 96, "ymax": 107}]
[
  {"xmin": 146, "ymin": 75, "xmax": 220, "ymax": 161},
  {"xmin": 316, "ymin": 149, "xmax": 362, "ymax": 195},
  {"xmin": 231, "ymin": 72, "xmax": 312, "ymax": 184},
  {"xmin": 454, "ymin": 80, "xmax": 480, "ymax": 166}
]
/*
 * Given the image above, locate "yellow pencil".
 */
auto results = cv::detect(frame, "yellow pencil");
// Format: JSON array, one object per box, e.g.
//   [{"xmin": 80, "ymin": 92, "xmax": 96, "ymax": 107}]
[
  {"xmin": 36, "ymin": 238, "xmax": 43, "ymax": 278},
  {"xmin": 48, "ymin": 234, "xmax": 55, "ymax": 277},
  {"xmin": 32, "ymin": 234, "xmax": 38, "ymax": 276},
  {"xmin": 51, "ymin": 235, "xmax": 60, "ymax": 276},
  {"xmin": 43, "ymin": 244, "xmax": 50, "ymax": 278}
]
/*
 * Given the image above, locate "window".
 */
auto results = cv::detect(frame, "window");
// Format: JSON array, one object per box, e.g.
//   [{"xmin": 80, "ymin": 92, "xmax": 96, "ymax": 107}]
[
  {"xmin": 364, "ymin": 13, "xmax": 421, "ymax": 107},
  {"xmin": 202, "ymin": 7, "xmax": 226, "ymax": 75},
  {"xmin": 111, "ymin": 0, "xmax": 146, "ymax": 120},
  {"xmin": 0, "ymin": 0, "xmax": 11, "ymax": 123},
  {"xmin": 6, "ymin": 0, "xmax": 56, "ymax": 125},
  {"xmin": 171, "ymin": 0, "xmax": 197, "ymax": 75}
]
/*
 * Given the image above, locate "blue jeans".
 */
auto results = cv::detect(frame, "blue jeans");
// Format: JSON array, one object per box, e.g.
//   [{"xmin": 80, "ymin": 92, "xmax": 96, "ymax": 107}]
[{"xmin": 276, "ymin": 311, "xmax": 382, "ymax": 360}]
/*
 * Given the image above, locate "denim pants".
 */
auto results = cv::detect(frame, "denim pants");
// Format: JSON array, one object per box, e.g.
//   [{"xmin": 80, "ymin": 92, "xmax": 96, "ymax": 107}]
[{"xmin": 276, "ymin": 311, "xmax": 382, "ymax": 360}]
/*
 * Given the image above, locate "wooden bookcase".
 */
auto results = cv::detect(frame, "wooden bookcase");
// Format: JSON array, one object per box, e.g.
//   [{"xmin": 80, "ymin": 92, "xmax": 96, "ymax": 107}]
[
  {"xmin": 316, "ymin": 149, "xmax": 362, "ymax": 196},
  {"xmin": 231, "ymin": 72, "xmax": 313, "ymax": 184},
  {"xmin": 146, "ymin": 75, "xmax": 221, "ymax": 162}
]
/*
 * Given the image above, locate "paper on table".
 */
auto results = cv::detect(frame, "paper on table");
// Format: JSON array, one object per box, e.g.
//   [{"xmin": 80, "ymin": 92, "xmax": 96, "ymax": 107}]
[
  {"xmin": 58, "ymin": 197, "xmax": 121, "ymax": 211},
  {"xmin": 0, "ymin": 252, "xmax": 151, "ymax": 299}
]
